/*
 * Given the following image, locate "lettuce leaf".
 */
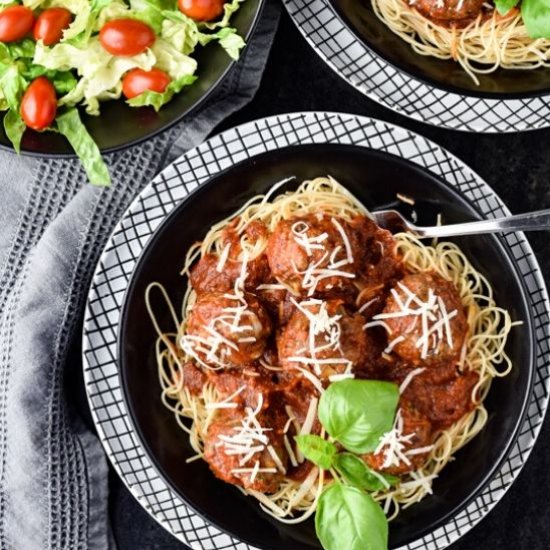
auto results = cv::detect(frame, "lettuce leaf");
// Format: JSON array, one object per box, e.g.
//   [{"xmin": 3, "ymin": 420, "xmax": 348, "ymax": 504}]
[
  {"xmin": 34, "ymin": 38, "xmax": 156, "ymax": 114},
  {"xmin": 48, "ymin": 0, "xmax": 92, "ymax": 41},
  {"xmin": 0, "ymin": 65, "xmax": 27, "ymax": 109},
  {"xmin": 211, "ymin": 27, "xmax": 245, "ymax": 60},
  {"xmin": 3, "ymin": 109, "xmax": 26, "ymax": 153},
  {"xmin": 201, "ymin": 0, "xmax": 245, "ymax": 30},
  {"xmin": 161, "ymin": 10, "xmax": 245, "ymax": 60},
  {"xmin": 56, "ymin": 108, "xmax": 111, "ymax": 186},
  {"xmin": 151, "ymin": 38, "xmax": 197, "ymax": 79},
  {"xmin": 127, "ymin": 73, "xmax": 196, "ymax": 110},
  {"xmin": 129, "ymin": 0, "xmax": 175, "ymax": 33},
  {"xmin": 160, "ymin": 12, "xmax": 200, "ymax": 54}
]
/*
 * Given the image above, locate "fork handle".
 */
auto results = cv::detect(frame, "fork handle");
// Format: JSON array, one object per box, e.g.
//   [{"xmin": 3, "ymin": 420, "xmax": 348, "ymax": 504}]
[{"xmin": 418, "ymin": 209, "xmax": 550, "ymax": 238}]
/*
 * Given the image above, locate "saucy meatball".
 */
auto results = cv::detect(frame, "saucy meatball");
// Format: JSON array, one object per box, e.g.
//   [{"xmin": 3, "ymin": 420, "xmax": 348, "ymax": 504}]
[
  {"xmin": 189, "ymin": 252, "xmax": 270, "ymax": 295},
  {"xmin": 278, "ymin": 299, "xmax": 368, "ymax": 381},
  {"xmin": 190, "ymin": 219, "xmax": 271, "ymax": 294},
  {"xmin": 352, "ymin": 216, "xmax": 403, "ymax": 294},
  {"xmin": 183, "ymin": 292, "xmax": 272, "ymax": 368},
  {"xmin": 204, "ymin": 407, "xmax": 288, "ymax": 493},
  {"xmin": 411, "ymin": 0, "xmax": 485, "ymax": 22},
  {"xmin": 380, "ymin": 272, "xmax": 468, "ymax": 367},
  {"xmin": 364, "ymin": 400, "xmax": 433, "ymax": 475},
  {"xmin": 265, "ymin": 214, "xmax": 364, "ymax": 296},
  {"xmin": 403, "ymin": 369, "xmax": 480, "ymax": 430}
]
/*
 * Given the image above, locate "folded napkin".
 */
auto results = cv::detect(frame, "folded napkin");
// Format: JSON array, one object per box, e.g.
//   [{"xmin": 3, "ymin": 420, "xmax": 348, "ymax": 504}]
[{"xmin": 0, "ymin": 3, "xmax": 279, "ymax": 548}]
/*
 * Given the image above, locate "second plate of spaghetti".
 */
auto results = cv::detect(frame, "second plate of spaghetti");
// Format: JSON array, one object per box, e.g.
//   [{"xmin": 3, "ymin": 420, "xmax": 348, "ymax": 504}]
[{"xmin": 115, "ymin": 138, "xmax": 535, "ymax": 549}]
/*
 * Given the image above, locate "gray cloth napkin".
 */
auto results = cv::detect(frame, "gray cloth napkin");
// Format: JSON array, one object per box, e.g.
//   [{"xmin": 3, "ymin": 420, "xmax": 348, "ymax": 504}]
[{"xmin": 0, "ymin": 3, "xmax": 279, "ymax": 548}]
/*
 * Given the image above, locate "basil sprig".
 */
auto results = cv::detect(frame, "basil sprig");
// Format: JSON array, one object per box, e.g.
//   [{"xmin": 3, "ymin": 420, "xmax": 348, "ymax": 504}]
[
  {"xmin": 316, "ymin": 484, "xmax": 388, "ymax": 550},
  {"xmin": 494, "ymin": 0, "xmax": 550, "ymax": 39},
  {"xmin": 295, "ymin": 380, "xmax": 399, "ymax": 550},
  {"xmin": 318, "ymin": 379, "xmax": 399, "ymax": 453}
]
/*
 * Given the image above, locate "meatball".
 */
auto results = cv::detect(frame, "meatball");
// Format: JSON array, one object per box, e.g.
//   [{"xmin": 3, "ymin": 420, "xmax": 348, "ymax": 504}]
[
  {"xmin": 364, "ymin": 400, "xmax": 433, "ymax": 475},
  {"xmin": 278, "ymin": 299, "xmax": 368, "ymax": 382},
  {"xmin": 411, "ymin": 0, "xmax": 485, "ymax": 22},
  {"xmin": 265, "ymin": 214, "xmax": 364, "ymax": 296},
  {"xmin": 352, "ymin": 216, "xmax": 403, "ymax": 294},
  {"xmin": 206, "ymin": 367, "xmax": 283, "ymax": 411},
  {"xmin": 189, "ymin": 252, "xmax": 270, "ymax": 295},
  {"xmin": 183, "ymin": 292, "xmax": 272, "ymax": 368},
  {"xmin": 203, "ymin": 407, "xmax": 288, "ymax": 493},
  {"xmin": 379, "ymin": 272, "xmax": 468, "ymax": 367},
  {"xmin": 404, "ymin": 369, "xmax": 480, "ymax": 430}
]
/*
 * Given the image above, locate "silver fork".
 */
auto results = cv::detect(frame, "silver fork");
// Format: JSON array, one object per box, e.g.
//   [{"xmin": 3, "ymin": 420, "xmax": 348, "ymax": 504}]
[{"xmin": 371, "ymin": 209, "xmax": 550, "ymax": 238}]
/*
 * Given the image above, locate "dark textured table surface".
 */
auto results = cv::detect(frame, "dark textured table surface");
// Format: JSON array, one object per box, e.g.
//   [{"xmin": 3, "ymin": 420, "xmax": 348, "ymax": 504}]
[{"xmin": 103, "ymin": 8, "xmax": 550, "ymax": 550}]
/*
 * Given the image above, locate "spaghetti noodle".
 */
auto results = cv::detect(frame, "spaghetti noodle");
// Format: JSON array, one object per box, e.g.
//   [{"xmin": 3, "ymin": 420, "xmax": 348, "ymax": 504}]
[
  {"xmin": 146, "ymin": 177, "xmax": 516, "ymax": 523},
  {"xmin": 371, "ymin": 0, "xmax": 550, "ymax": 85}
]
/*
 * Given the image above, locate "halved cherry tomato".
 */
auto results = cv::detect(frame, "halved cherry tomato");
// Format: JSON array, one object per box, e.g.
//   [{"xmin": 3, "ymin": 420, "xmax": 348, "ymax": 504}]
[
  {"xmin": 20, "ymin": 77, "xmax": 57, "ymax": 132},
  {"xmin": 99, "ymin": 19, "xmax": 155, "ymax": 56},
  {"xmin": 0, "ymin": 6, "xmax": 34, "ymax": 43},
  {"xmin": 33, "ymin": 8, "xmax": 72, "ymax": 46},
  {"xmin": 177, "ymin": 0, "xmax": 224, "ymax": 21},
  {"xmin": 122, "ymin": 68, "xmax": 171, "ymax": 99}
]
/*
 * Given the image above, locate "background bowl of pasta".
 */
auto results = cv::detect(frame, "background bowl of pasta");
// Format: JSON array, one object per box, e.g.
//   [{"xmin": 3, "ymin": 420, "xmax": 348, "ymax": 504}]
[
  {"xmin": 329, "ymin": 0, "xmax": 550, "ymax": 96},
  {"xmin": 117, "ymin": 143, "xmax": 534, "ymax": 549}
]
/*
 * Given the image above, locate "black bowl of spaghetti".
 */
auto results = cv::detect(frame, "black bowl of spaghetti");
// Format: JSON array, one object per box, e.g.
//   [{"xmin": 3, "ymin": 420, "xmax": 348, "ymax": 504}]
[
  {"xmin": 329, "ymin": 0, "xmax": 550, "ymax": 97},
  {"xmin": 118, "ymin": 144, "xmax": 534, "ymax": 549}
]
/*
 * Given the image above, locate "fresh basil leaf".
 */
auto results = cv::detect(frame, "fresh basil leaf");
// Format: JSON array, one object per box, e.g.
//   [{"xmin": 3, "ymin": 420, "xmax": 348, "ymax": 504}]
[
  {"xmin": 493, "ymin": 0, "xmax": 520, "ymax": 15},
  {"xmin": 127, "ymin": 74, "xmax": 197, "ymax": 111},
  {"xmin": 334, "ymin": 453, "xmax": 397, "ymax": 492},
  {"xmin": 318, "ymin": 380, "xmax": 399, "ymax": 454},
  {"xmin": 295, "ymin": 435, "xmax": 337, "ymax": 470},
  {"xmin": 522, "ymin": 0, "xmax": 550, "ymax": 39},
  {"xmin": 316, "ymin": 483, "xmax": 388, "ymax": 550},
  {"xmin": 56, "ymin": 108, "xmax": 111, "ymax": 187},
  {"xmin": 3, "ymin": 108, "xmax": 26, "ymax": 153}
]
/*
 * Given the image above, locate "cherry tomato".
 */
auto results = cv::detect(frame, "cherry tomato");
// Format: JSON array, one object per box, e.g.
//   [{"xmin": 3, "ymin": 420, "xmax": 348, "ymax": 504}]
[
  {"xmin": 0, "ymin": 6, "xmax": 34, "ymax": 43},
  {"xmin": 122, "ymin": 68, "xmax": 171, "ymax": 99},
  {"xmin": 99, "ymin": 19, "xmax": 155, "ymax": 56},
  {"xmin": 33, "ymin": 8, "xmax": 72, "ymax": 46},
  {"xmin": 177, "ymin": 0, "xmax": 224, "ymax": 21},
  {"xmin": 20, "ymin": 77, "xmax": 57, "ymax": 132}
]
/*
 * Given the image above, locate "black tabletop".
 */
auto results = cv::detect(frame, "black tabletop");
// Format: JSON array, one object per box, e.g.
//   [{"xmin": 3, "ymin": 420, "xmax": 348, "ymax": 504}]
[{"xmin": 104, "ymin": 9, "xmax": 550, "ymax": 550}]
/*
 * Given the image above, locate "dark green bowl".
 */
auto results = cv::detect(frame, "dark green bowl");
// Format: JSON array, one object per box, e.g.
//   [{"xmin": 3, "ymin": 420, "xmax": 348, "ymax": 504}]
[{"xmin": 0, "ymin": 0, "xmax": 264, "ymax": 158}]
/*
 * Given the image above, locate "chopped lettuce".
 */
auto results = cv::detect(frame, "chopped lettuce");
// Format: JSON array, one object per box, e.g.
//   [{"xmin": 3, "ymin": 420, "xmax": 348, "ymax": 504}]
[
  {"xmin": 0, "ymin": 65, "xmax": 27, "ymax": 108},
  {"xmin": 161, "ymin": 13, "xmax": 200, "ymax": 55},
  {"xmin": 34, "ymin": 38, "xmax": 156, "ymax": 114},
  {"xmin": 1, "ymin": 0, "xmax": 247, "ymax": 185},
  {"xmin": 56, "ymin": 108, "xmax": 111, "ymax": 186},
  {"xmin": 127, "ymin": 73, "xmax": 196, "ymax": 110},
  {"xmin": 48, "ymin": 0, "xmax": 93, "ymax": 41},
  {"xmin": 3, "ymin": 109, "xmax": 26, "ymax": 153},
  {"xmin": 201, "ymin": 0, "xmax": 245, "ymax": 30},
  {"xmin": 161, "ymin": 10, "xmax": 246, "ymax": 60},
  {"xmin": 129, "ymin": 0, "xmax": 174, "ymax": 33},
  {"xmin": 151, "ymin": 38, "xmax": 197, "ymax": 79}
]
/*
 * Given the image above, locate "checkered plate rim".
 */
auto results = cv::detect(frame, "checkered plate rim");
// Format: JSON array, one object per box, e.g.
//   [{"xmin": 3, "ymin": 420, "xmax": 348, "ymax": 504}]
[
  {"xmin": 82, "ymin": 111, "xmax": 550, "ymax": 550},
  {"xmin": 282, "ymin": 0, "xmax": 550, "ymax": 133}
]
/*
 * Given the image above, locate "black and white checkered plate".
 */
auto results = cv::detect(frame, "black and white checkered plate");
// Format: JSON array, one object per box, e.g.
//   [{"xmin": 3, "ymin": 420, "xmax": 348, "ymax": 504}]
[
  {"xmin": 282, "ymin": 1, "xmax": 550, "ymax": 133},
  {"xmin": 83, "ymin": 112, "xmax": 550, "ymax": 549}
]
